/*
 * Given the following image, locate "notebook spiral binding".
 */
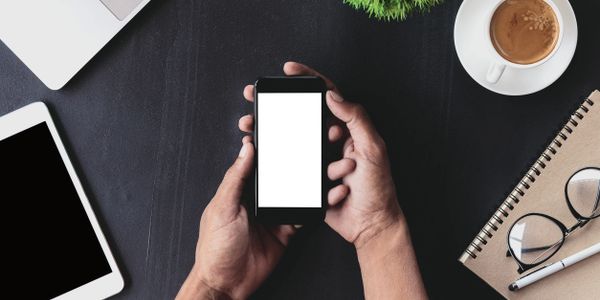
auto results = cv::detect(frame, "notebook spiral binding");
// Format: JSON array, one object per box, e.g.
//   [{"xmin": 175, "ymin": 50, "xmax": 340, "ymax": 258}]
[{"xmin": 463, "ymin": 97, "xmax": 596, "ymax": 260}]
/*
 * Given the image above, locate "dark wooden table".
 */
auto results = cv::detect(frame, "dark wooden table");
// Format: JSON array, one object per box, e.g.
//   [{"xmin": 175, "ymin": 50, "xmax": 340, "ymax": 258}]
[{"xmin": 1, "ymin": 0, "xmax": 599, "ymax": 299}]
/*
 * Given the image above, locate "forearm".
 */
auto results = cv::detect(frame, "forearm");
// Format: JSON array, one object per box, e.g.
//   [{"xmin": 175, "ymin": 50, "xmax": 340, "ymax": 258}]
[
  {"xmin": 356, "ymin": 219, "xmax": 428, "ymax": 300},
  {"xmin": 176, "ymin": 267, "xmax": 233, "ymax": 300}
]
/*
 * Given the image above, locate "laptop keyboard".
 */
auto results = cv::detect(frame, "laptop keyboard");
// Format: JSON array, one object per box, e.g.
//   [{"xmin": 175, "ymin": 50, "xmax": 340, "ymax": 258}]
[{"xmin": 100, "ymin": 0, "xmax": 144, "ymax": 21}]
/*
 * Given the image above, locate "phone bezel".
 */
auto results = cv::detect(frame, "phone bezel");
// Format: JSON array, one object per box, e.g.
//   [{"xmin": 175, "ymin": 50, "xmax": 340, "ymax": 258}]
[{"xmin": 254, "ymin": 76, "xmax": 327, "ymax": 224}]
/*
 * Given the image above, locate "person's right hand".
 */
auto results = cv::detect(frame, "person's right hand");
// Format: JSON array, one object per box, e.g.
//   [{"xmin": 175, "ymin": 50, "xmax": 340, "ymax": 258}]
[
  {"xmin": 239, "ymin": 62, "xmax": 404, "ymax": 249},
  {"xmin": 322, "ymin": 89, "xmax": 404, "ymax": 249}
]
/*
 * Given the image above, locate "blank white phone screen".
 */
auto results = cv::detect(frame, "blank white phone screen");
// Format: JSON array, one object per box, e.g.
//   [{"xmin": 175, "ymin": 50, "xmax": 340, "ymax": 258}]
[{"xmin": 258, "ymin": 92, "xmax": 322, "ymax": 208}]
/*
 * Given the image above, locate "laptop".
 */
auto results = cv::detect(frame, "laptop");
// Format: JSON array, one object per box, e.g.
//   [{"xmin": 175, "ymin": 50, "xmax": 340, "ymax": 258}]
[{"xmin": 0, "ymin": 0, "xmax": 151, "ymax": 90}]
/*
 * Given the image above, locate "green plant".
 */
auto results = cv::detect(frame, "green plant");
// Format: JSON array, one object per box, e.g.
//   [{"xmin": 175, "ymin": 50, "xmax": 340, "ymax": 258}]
[{"xmin": 343, "ymin": 0, "xmax": 443, "ymax": 21}]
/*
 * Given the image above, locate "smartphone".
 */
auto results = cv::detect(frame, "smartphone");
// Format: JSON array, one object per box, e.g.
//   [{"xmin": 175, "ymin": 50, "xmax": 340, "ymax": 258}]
[{"xmin": 254, "ymin": 76, "xmax": 326, "ymax": 223}]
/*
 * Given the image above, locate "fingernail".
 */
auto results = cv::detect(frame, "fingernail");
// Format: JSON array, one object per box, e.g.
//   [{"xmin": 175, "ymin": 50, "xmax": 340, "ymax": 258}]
[
  {"xmin": 328, "ymin": 90, "xmax": 343, "ymax": 102},
  {"xmin": 238, "ymin": 143, "xmax": 248, "ymax": 158},
  {"xmin": 293, "ymin": 224, "xmax": 303, "ymax": 229}
]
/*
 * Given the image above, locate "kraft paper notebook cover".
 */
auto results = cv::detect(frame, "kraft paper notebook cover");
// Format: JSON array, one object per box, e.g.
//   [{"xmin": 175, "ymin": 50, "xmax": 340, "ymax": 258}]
[{"xmin": 459, "ymin": 90, "xmax": 600, "ymax": 299}]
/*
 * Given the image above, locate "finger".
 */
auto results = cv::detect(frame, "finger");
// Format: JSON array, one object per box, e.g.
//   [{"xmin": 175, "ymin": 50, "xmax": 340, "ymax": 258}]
[
  {"xmin": 215, "ymin": 143, "xmax": 255, "ymax": 204},
  {"xmin": 326, "ymin": 90, "xmax": 381, "ymax": 145},
  {"xmin": 328, "ymin": 125, "xmax": 344, "ymax": 142},
  {"xmin": 242, "ymin": 135, "xmax": 253, "ymax": 144},
  {"xmin": 243, "ymin": 85, "xmax": 255, "ymax": 102},
  {"xmin": 327, "ymin": 158, "xmax": 356, "ymax": 181},
  {"xmin": 283, "ymin": 61, "xmax": 339, "ymax": 92},
  {"xmin": 328, "ymin": 184, "xmax": 349, "ymax": 206},
  {"xmin": 268, "ymin": 225, "xmax": 297, "ymax": 246},
  {"xmin": 343, "ymin": 137, "xmax": 354, "ymax": 156},
  {"xmin": 238, "ymin": 114, "xmax": 254, "ymax": 133}
]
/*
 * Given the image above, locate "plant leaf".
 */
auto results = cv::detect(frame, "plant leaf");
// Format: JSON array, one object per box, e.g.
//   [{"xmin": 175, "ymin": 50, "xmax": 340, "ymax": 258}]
[{"xmin": 343, "ymin": 0, "xmax": 443, "ymax": 21}]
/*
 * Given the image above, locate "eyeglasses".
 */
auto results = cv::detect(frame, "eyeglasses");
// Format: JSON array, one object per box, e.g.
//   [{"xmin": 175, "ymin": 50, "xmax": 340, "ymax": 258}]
[{"xmin": 507, "ymin": 167, "xmax": 600, "ymax": 274}]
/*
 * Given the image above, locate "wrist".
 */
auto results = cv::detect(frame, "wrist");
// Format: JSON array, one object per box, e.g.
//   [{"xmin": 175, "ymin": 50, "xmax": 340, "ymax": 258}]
[
  {"xmin": 354, "ymin": 210, "xmax": 428, "ymax": 300},
  {"xmin": 353, "ymin": 202, "xmax": 404, "ymax": 250},
  {"xmin": 176, "ymin": 266, "xmax": 233, "ymax": 300},
  {"xmin": 355, "ymin": 214, "xmax": 410, "ymax": 259}
]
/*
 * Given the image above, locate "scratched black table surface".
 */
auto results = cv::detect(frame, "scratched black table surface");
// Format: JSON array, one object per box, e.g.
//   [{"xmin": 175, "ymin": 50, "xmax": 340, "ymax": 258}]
[{"xmin": 1, "ymin": 0, "xmax": 599, "ymax": 299}]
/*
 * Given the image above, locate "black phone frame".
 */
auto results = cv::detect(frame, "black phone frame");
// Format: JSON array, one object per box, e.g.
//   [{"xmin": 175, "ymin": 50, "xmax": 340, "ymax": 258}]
[{"xmin": 253, "ymin": 76, "xmax": 327, "ymax": 224}]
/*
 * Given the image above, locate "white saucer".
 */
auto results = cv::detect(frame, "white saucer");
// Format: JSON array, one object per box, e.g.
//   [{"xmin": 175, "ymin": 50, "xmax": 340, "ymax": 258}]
[{"xmin": 454, "ymin": 0, "xmax": 578, "ymax": 96}]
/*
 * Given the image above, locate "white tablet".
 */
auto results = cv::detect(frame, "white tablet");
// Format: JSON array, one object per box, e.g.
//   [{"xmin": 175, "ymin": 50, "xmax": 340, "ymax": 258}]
[{"xmin": 0, "ymin": 102, "xmax": 124, "ymax": 299}]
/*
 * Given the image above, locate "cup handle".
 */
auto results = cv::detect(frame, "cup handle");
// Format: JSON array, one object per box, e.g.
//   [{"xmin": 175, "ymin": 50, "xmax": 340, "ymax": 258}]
[{"xmin": 486, "ymin": 61, "xmax": 506, "ymax": 84}]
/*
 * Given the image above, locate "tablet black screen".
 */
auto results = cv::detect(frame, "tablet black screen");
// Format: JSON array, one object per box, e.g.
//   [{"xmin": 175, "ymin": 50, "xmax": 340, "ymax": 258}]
[{"xmin": 1, "ymin": 123, "xmax": 112, "ymax": 299}]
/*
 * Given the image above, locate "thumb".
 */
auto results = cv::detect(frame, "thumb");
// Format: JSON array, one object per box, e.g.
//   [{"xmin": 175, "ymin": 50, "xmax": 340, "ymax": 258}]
[
  {"xmin": 215, "ymin": 142, "xmax": 255, "ymax": 204},
  {"xmin": 326, "ymin": 90, "xmax": 381, "ymax": 144}
]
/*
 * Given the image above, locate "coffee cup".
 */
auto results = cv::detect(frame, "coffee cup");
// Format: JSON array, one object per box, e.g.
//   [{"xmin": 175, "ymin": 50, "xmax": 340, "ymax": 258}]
[{"xmin": 485, "ymin": 0, "xmax": 564, "ymax": 84}]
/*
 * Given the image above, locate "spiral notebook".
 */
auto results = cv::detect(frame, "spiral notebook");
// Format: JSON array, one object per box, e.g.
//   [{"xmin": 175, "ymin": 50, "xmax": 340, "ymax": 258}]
[{"xmin": 459, "ymin": 90, "xmax": 600, "ymax": 299}]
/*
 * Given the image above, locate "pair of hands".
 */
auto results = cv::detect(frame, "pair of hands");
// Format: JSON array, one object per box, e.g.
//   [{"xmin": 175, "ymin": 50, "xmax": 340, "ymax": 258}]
[{"xmin": 177, "ymin": 62, "xmax": 405, "ymax": 300}]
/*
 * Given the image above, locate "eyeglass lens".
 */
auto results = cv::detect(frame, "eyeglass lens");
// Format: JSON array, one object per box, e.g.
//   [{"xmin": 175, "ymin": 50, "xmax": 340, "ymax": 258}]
[
  {"xmin": 567, "ymin": 168, "xmax": 600, "ymax": 219},
  {"xmin": 508, "ymin": 214, "xmax": 564, "ymax": 266}
]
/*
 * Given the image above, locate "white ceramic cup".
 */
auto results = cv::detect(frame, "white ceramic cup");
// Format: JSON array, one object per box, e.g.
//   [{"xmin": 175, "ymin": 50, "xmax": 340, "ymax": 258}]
[{"xmin": 485, "ymin": 0, "xmax": 564, "ymax": 84}]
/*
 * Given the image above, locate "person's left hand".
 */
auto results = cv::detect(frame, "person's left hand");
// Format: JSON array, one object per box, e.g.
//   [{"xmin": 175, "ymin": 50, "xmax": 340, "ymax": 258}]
[{"xmin": 176, "ymin": 141, "xmax": 297, "ymax": 300}]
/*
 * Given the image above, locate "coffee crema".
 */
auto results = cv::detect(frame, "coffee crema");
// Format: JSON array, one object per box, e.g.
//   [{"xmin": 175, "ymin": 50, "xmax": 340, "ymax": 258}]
[{"xmin": 490, "ymin": 0, "xmax": 559, "ymax": 65}]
